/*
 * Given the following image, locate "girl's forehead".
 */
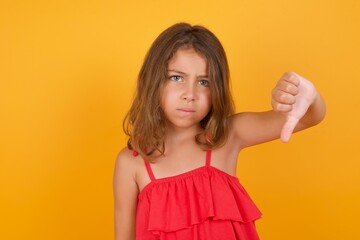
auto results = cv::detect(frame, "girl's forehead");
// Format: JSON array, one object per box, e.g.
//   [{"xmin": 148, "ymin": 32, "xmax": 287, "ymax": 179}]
[
  {"xmin": 171, "ymin": 47, "xmax": 207, "ymax": 60},
  {"xmin": 168, "ymin": 48, "xmax": 208, "ymax": 72}
]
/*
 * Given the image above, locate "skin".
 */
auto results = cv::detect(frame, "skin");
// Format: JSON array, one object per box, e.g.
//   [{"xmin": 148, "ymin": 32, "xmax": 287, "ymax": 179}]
[{"xmin": 113, "ymin": 48, "xmax": 326, "ymax": 240}]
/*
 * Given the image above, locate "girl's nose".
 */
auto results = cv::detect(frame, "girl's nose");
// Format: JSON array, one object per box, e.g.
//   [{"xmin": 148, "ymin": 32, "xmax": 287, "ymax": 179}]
[
  {"xmin": 182, "ymin": 84, "xmax": 196, "ymax": 102},
  {"xmin": 183, "ymin": 95, "xmax": 195, "ymax": 102}
]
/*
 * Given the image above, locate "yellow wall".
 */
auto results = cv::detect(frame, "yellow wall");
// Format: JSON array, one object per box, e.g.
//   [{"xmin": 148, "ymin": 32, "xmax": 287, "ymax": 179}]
[{"xmin": 1, "ymin": 0, "xmax": 359, "ymax": 239}]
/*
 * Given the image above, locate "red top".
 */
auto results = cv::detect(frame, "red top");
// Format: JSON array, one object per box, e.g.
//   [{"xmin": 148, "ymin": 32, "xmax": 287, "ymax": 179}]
[{"xmin": 135, "ymin": 149, "xmax": 262, "ymax": 240}]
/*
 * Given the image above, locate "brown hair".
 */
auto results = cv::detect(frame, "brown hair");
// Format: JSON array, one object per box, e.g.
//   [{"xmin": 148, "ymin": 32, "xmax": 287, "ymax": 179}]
[{"xmin": 123, "ymin": 22, "xmax": 234, "ymax": 159}]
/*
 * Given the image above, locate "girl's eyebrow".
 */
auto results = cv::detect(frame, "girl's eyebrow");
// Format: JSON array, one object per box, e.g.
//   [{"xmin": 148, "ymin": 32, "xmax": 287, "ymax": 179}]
[
  {"xmin": 168, "ymin": 69, "xmax": 188, "ymax": 76},
  {"xmin": 167, "ymin": 69, "xmax": 208, "ymax": 78}
]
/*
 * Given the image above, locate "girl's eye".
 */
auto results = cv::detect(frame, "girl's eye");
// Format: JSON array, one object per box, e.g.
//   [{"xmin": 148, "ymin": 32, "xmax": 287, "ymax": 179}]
[
  {"xmin": 170, "ymin": 75, "xmax": 182, "ymax": 82},
  {"xmin": 199, "ymin": 79, "xmax": 209, "ymax": 87}
]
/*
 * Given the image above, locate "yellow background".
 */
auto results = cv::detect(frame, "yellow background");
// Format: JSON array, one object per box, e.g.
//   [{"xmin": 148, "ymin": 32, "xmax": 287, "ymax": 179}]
[{"xmin": 1, "ymin": 0, "xmax": 359, "ymax": 239}]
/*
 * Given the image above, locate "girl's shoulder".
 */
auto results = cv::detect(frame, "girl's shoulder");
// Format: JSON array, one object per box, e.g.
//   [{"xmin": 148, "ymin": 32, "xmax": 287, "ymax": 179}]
[
  {"xmin": 115, "ymin": 147, "xmax": 134, "ymax": 165},
  {"xmin": 115, "ymin": 147, "xmax": 143, "ymax": 173},
  {"xmin": 114, "ymin": 147, "xmax": 151, "ymax": 192},
  {"xmin": 114, "ymin": 147, "xmax": 140, "ymax": 183}
]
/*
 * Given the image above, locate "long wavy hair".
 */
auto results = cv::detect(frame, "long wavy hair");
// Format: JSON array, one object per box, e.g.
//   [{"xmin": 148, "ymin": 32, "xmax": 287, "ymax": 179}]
[{"xmin": 123, "ymin": 22, "xmax": 234, "ymax": 160}]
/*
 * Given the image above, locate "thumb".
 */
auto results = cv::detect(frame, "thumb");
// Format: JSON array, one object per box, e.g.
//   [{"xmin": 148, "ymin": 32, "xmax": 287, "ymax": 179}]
[{"xmin": 281, "ymin": 115, "xmax": 299, "ymax": 143}]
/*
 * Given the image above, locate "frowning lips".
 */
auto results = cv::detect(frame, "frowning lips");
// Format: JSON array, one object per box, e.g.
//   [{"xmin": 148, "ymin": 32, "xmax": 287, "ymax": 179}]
[{"xmin": 177, "ymin": 108, "xmax": 196, "ymax": 113}]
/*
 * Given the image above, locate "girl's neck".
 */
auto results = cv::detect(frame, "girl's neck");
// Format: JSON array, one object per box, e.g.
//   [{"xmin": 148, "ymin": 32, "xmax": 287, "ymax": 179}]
[{"xmin": 164, "ymin": 125, "xmax": 202, "ymax": 147}]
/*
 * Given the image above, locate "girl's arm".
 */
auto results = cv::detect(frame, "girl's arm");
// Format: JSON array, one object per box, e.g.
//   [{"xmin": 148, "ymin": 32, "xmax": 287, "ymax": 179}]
[
  {"xmin": 113, "ymin": 149, "xmax": 139, "ymax": 240},
  {"xmin": 230, "ymin": 72, "xmax": 326, "ymax": 149}
]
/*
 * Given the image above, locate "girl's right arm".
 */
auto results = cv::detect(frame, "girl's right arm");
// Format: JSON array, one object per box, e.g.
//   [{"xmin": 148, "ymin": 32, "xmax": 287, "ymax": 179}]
[{"xmin": 113, "ymin": 148, "xmax": 139, "ymax": 240}]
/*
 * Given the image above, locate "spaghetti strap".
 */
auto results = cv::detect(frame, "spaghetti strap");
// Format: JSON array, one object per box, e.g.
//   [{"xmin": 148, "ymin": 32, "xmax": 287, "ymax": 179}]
[
  {"xmin": 206, "ymin": 149, "xmax": 211, "ymax": 167},
  {"xmin": 142, "ymin": 150, "xmax": 211, "ymax": 181},
  {"xmin": 144, "ymin": 160, "xmax": 156, "ymax": 181},
  {"xmin": 133, "ymin": 149, "xmax": 156, "ymax": 181}
]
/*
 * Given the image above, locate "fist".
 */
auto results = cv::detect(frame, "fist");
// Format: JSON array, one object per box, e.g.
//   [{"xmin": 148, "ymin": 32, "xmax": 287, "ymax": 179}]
[{"xmin": 272, "ymin": 72, "xmax": 317, "ymax": 142}]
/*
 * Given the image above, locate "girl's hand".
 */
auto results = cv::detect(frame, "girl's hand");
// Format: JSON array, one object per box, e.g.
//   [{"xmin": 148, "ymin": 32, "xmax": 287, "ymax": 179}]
[{"xmin": 272, "ymin": 72, "xmax": 318, "ymax": 143}]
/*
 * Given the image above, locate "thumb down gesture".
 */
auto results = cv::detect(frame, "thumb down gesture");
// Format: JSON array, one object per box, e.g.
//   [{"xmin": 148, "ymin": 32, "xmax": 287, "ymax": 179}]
[{"xmin": 272, "ymin": 72, "xmax": 319, "ymax": 143}]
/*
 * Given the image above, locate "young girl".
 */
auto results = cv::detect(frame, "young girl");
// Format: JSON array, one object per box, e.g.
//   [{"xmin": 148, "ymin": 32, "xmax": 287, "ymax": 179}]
[{"xmin": 113, "ymin": 23, "xmax": 326, "ymax": 240}]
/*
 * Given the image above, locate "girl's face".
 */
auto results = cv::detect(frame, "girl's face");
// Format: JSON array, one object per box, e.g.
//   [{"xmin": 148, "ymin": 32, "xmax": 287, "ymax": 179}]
[{"xmin": 161, "ymin": 48, "xmax": 212, "ymax": 131}]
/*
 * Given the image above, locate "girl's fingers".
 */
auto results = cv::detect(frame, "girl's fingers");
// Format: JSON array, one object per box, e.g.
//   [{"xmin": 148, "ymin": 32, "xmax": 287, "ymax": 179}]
[
  {"xmin": 282, "ymin": 72, "xmax": 300, "ymax": 86},
  {"xmin": 281, "ymin": 115, "xmax": 299, "ymax": 143},
  {"xmin": 272, "ymin": 99, "xmax": 293, "ymax": 112},
  {"xmin": 272, "ymin": 90, "xmax": 296, "ymax": 105},
  {"xmin": 275, "ymin": 79, "xmax": 299, "ymax": 95}
]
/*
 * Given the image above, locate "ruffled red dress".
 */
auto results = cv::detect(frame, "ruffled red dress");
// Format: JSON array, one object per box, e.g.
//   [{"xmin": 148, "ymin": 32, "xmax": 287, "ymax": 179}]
[{"xmin": 136, "ymin": 149, "xmax": 262, "ymax": 240}]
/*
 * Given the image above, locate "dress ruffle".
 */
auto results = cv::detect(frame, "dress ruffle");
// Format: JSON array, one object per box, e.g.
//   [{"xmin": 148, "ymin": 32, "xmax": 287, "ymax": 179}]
[{"xmin": 136, "ymin": 166, "xmax": 262, "ymax": 240}]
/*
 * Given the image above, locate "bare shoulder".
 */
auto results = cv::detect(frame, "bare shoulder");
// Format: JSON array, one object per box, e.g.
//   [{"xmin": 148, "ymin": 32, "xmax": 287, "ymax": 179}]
[
  {"xmin": 113, "ymin": 147, "xmax": 140, "ymax": 193},
  {"xmin": 113, "ymin": 146, "xmax": 146, "ymax": 186},
  {"xmin": 114, "ymin": 147, "xmax": 137, "ymax": 174}
]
